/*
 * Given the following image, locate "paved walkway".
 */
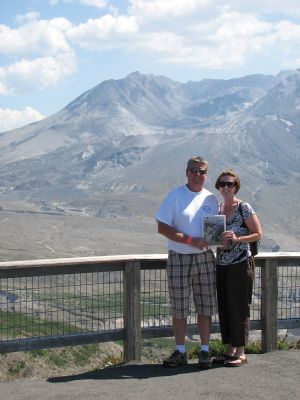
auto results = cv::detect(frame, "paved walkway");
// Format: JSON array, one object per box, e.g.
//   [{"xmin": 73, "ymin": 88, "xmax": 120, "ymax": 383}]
[{"xmin": 0, "ymin": 350, "xmax": 299, "ymax": 400}]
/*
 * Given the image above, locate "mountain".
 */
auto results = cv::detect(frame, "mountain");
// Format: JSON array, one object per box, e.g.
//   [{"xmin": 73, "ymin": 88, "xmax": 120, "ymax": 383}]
[{"xmin": 0, "ymin": 70, "xmax": 299, "ymax": 259}]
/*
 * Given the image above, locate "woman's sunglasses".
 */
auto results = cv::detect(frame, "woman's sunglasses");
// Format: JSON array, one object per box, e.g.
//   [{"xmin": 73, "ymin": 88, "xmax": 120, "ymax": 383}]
[{"xmin": 218, "ymin": 181, "xmax": 235, "ymax": 188}]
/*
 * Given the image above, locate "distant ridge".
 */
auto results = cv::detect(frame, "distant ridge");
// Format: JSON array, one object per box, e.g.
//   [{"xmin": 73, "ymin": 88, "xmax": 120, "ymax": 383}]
[{"xmin": 0, "ymin": 70, "xmax": 299, "ymax": 253}]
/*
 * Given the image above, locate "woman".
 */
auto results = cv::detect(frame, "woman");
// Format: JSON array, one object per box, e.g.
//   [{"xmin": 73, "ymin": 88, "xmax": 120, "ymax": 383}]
[{"xmin": 214, "ymin": 169, "xmax": 262, "ymax": 367}]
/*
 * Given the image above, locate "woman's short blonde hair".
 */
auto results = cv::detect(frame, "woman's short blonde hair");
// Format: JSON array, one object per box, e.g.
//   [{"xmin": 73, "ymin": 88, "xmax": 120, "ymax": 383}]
[{"xmin": 215, "ymin": 169, "xmax": 241, "ymax": 194}]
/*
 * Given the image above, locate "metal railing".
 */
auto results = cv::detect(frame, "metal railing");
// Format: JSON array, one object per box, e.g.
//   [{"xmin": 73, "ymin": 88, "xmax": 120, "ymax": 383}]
[{"xmin": 0, "ymin": 253, "xmax": 299, "ymax": 362}]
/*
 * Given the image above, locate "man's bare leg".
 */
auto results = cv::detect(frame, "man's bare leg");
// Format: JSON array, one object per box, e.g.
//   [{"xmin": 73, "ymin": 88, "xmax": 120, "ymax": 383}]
[
  {"xmin": 197, "ymin": 314, "xmax": 211, "ymax": 345},
  {"xmin": 173, "ymin": 317, "xmax": 187, "ymax": 345},
  {"xmin": 162, "ymin": 317, "xmax": 188, "ymax": 367},
  {"xmin": 197, "ymin": 314, "xmax": 212, "ymax": 368}
]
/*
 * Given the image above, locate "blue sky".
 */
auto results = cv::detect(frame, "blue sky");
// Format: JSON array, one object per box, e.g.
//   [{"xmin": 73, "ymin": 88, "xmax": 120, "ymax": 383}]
[{"xmin": 1, "ymin": 0, "xmax": 300, "ymax": 132}]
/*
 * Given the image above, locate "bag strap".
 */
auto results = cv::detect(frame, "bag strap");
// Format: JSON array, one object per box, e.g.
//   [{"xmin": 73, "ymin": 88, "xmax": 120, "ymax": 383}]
[
  {"xmin": 238, "ymin": 201, "xmax": 249, "ymax": 230},
  {"xmin": 238, "ymin": 202, "xmax": 259, "ymax": 256}
]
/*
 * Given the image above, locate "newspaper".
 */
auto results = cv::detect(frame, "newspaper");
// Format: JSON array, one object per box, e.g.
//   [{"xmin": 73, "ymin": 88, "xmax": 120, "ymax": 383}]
[{"xmin": 202, "ymin": 215, "xmax": 225, "ymax": 246}]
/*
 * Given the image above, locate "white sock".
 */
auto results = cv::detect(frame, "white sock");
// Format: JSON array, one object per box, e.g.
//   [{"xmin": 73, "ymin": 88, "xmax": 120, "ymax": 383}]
[
  {"xmin": 176, "ymin": 345, "xmax": 186, "ymax": 353},
  {"xmin": 201, "ymin": 344, "xmax": 209, "ymax": 352}
]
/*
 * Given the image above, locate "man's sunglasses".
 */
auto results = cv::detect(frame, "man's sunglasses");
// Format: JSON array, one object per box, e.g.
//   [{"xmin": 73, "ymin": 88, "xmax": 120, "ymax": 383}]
[
  {"xmin": 188, "ymin": 167, "xmax": 207, "ymax": 175},
  {"xmin": 218, "ymin": 181, "xmax": 235, "ymax": 188}
]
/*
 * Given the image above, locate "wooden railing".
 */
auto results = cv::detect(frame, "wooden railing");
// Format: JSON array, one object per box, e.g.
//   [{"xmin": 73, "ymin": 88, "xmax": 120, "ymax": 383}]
[{"xmin": 0, "ymin": 252, "xmax": 299, "ymax": 362}]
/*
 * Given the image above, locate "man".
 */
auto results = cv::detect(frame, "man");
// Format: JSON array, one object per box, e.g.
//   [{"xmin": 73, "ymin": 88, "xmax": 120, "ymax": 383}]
[{"xmin": 156, "ymin": 156, "xmax": 219, "ymax": 368}]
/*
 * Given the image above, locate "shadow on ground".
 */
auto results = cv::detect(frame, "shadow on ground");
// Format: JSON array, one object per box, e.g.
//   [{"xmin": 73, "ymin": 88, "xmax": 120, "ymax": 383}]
[{"xmin": 47, "ymin": 361, "xmax": 221, "ymax": 382}]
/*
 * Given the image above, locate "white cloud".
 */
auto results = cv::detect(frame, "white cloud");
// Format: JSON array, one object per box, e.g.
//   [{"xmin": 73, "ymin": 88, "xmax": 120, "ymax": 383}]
[
  {"xmin": 0, "ymin": 52, "xmax": 77, "ymax": 94},
  {"xmin": 174, "ymin": 11, "xmax": 272, "ymax": 67},
  {"xmin": 129, "ymin": 0, "xmax": 211, "ymax": 19},
  {"xmin": 0, "ymin": 16, "xmax": 77, "ymax": 94},
  {"xmin": 129, "ymin": 31, "xmax": 190, "ymax": 57},
  {"xmin": 129, "ymin": 0, "xmax": 300, "ymax": 20},
  {"xmin": 79, "ymin": 0, "xmax": 107, "ymax": 8},
  {"xmin": 0, "ymin": 107, "xmax": 44, "ymax": 132},
  {"xmin": 49, "ymin": 0, "xmax": 107, "ymax": 8},
  {"xmin": 218, "ymin": 0, "xmax": 300, "ymax": 16},
  {"xmin": 271, "ymin": 20, "xmax": 300, "ymax": 43},
  {"xmin": 62, "ymin": 2, "xmax": 300, "ymax": 72},
  {"xmin": 121, "ymin": 8, "xmax": 300, "ymax": 70},
  {"xmin": 211, "ymin": 12, "xmax": 271, "ymax": 41},
  {"xmin": 0, "ymin": 18, "xmax": 72, "ymax": 57},
  {"xmin": 1, "ymin": 1, "xmax": 300, "ymax": 100},
  {"xmin": 67, "ymin": 15, "xmax": 138, "ymax": 47},
  {"xmin": 0, "ymin": 81, "xmax": 6, "ymax": 95},
  {"xmin": 15, "ymin": 12, "xmax": 41, "ymax": 24}
]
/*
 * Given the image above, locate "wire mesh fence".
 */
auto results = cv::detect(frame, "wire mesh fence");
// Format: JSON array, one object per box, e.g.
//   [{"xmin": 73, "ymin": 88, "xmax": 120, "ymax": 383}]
[
  {"xmin": 140, "ymin": 265, "xmax": 263, "ymax": 328},
  {"xmin": 0, "ymin": 256, "xmax": 299, "ymax": 349},
  {"xmin": 0, "ymin": 271, "xmax": 123, "ymax": 342},
  {"xmin": 278, "ymin": 265, "xmax": 300, "ymax": 319}
]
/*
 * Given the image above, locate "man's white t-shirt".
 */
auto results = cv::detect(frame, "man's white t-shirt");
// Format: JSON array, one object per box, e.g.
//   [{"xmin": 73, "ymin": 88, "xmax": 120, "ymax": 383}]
[{"xmin": 156, "ymin": 185, "xmax": 219, "ymax": 254}]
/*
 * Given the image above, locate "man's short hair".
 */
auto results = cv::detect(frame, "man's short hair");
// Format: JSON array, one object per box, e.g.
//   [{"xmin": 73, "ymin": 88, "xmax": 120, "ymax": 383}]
[{"xmin": 187, "ymin": 156, "xmax": 208, "ymax": 170}]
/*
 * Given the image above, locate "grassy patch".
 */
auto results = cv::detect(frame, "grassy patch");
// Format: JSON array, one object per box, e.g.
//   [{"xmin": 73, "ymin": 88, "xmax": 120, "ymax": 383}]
[
  {"xmin": 70, "ymin": 344, "xmax": 99, "ymax": 367},
  {"xmin": 32, "ymin": 292, "xmax": 123, "ymax": 316},
  {"xmin": 0, "ymin": 309, "xmax": 82, "ymax": 338},
  {"xmin": 32, "ymin": 291, "xmax": 171, "ymax": 319},
  {"xmin": 141, "ymin": 337, "xmax": 199, "ymax": 361},
  {"xmin": 245, "ymin": 341, "xmax": 262, "ymax": 354},
  {"xmin": 49, "ymin": 351, "xmax": 68, "ymax": 367},
  {"xmin": 187, "ymin": 337, "xmax": 295, "ymax": 357},
  {"xmin": 141, "ymin": 296, "xmax": 170, "ymax": 318},
  {"xmin": 277, "ymin": 336, "xmax": 290, "ymax": 350},
  {"xmin": 188, "ymin": 339, "xmax": 227, "ymax": 358},
  {"xmin": 8, "ymin": 361, "xmax": 26, "ymax": 376},
  {"xmin": 96, "ymin": 353, "xmax": 124, "ymax": 369},
  {"xmin": 29, "ymin": 349, "xmax": 50, "ymax": 358},
  {"xmin": 26, "ymin": 343, "xmax": 123, "ymax": 371},
  {"xmin": 143, "ymin": 336, "xmax": 299, "ymax": 361}
]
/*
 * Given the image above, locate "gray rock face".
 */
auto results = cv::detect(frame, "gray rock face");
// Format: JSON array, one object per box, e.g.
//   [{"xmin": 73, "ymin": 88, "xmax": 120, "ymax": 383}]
[{"xmin": 0, "ymin": 70, "xmax": 299, "ymax": 256}]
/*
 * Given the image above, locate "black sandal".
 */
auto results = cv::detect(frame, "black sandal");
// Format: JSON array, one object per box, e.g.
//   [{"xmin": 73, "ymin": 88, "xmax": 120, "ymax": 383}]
[
  {"xmin": 213, "ymin": 353, "xmax": 238, "ymax": 364},
  {"xmin": 225, "ymin": 355, "xmax": 248, "ymax": 367}
]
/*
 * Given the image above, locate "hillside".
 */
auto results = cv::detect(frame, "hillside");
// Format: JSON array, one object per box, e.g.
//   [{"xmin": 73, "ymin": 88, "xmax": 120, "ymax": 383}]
[{"xmin": 0, "ymin": 70, "xmax": 299, "ymax": 259}]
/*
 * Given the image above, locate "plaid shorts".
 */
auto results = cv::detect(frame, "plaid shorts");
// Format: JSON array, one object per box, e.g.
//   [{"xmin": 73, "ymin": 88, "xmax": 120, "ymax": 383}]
[{"xmin": 166, "ymin": 250, "xmax": 217, "ymax": 318}]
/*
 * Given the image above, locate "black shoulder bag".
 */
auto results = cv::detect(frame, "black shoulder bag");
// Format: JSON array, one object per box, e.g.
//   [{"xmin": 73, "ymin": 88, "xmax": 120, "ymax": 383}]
[{"xmin": 238, "ymin": 202, "xmax": 259, "ymax": 257}]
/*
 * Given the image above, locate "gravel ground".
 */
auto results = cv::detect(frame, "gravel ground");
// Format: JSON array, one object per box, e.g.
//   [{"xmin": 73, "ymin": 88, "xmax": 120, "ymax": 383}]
[{"xmin": 0, "ymin": 350, "xmax": 299, "ymax": 400}]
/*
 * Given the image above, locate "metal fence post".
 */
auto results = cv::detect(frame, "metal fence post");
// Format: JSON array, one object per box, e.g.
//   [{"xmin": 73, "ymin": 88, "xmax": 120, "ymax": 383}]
[
  {"xmin": 123, "ymin": 261, "xmax": 141, "ymax": 362},
  {"xmin": 261, "ymin": 258, "xmax": 278, "ymax": 352}
]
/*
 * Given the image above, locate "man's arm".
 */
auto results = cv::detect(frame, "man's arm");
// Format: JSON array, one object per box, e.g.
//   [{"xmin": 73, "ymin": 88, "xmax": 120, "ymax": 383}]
[{"xmin": 157, "ymin": 220, "xmax": 208, "ymax": 249}]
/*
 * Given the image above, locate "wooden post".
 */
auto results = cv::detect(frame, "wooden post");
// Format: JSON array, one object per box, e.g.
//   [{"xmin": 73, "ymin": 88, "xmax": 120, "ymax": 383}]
[
  {"xmin": 123, "ymin": 261, "xmax": 141, "ymax": 362},
  {"xmin": 261, "ymin": 258, "xmax": 278, "ymax": 352}
]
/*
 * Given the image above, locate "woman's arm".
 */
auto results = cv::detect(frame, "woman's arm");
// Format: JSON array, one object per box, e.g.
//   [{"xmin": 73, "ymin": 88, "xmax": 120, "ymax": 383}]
[
  {"xmin": 221, "ymin": 214, "xmax": 262, "ymax": 244},
  {"xmin": 235, "ymin": 214, "xmax": 262, "ymax": 243}
]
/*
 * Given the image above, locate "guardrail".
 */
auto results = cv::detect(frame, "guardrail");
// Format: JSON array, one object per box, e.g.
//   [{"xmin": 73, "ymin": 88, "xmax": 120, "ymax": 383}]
[{"xmin": 0, "ymin": 253, "xmax": 299, "ymax": 362}]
